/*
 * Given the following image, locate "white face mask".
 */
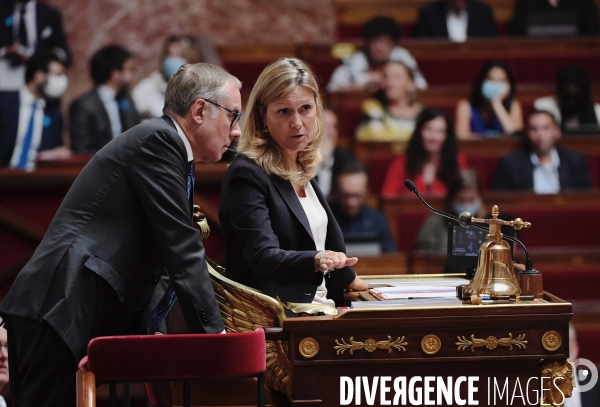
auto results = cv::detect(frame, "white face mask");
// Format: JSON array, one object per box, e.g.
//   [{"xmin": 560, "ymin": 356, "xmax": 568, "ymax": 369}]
[{"xmin": 43, "ymin": 74, "xmax": 68, "ymax": 99}]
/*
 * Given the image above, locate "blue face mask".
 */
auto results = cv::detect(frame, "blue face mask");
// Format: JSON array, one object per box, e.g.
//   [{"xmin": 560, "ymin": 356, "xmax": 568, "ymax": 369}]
[
  {"xmin": 162, "ymin": 56, "xmax": 187, "ymax": 80},
  {"xmin": 451, "ymin": 198, "xmax": 481, "ymax": 217},
  {"xmin": 481, "ymin": 80, "xmax": 508, "ymax": 100}
]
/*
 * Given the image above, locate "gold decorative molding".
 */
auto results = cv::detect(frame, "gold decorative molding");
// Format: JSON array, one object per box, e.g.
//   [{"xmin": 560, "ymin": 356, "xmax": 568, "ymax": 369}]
[
  {"xmin": 456, "ymin": 333, "xmax": 527, "ymax": 352},
  {"xmin": 299, "ymin": 337, "xmax": 319, "ymax": 359},
  {"xmin": 421, "ymin": 334, "xmax": 441, "ymax": 355},
  {"xmin": 334, "ymin": 336, "xmax": 407, "ymax": 355},
  {"xmin": 542, "ymin": 331, "xmax": 562, "ymax": 352}
]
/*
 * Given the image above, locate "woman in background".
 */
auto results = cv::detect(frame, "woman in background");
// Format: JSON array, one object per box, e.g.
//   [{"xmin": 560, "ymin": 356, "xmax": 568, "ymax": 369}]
[
  {"xmin": 534, "ymin": 65, "xmax": 600, "ymax": 132},
  {"xmin": 456, "ymin": 60, "xmax": 523, "ymax": 139},
  {"xmin": 356, "ymin": 61, "xmax": 422, "ymax": 142},
  {"xmin": 381, "ymin": 107, "xmax": 467, "ymax": 197},
  {"xmin": 220, "ymin": 57, "xmax": 367, "ymax": 308}
]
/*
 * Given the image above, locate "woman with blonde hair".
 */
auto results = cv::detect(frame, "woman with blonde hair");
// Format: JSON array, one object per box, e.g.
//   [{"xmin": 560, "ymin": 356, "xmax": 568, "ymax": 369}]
[{"xmin": 220, "ymin": 57, "xmax": 367, "ymax": 307}]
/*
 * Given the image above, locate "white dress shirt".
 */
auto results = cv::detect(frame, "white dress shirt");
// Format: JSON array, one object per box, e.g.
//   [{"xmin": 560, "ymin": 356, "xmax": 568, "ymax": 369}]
[
  {"xmin": 531, "ymin": 148, "xmax": 561, "ymax": 194},
  {"xmin": 0, "ymin": 395, "xmax": 6, "ymax": 407},
  {"xmin": 168, "ymin": 115, "xmax": 193, "ymax": 162},
  {"xmin": 9, "ymin": 87, "xmax": 45, "ymax": 171},
  {"xmin": 97, "ymin": 85, "xmax": 122, "ymax": 139},
  {"xmin": 297, "ymin": 183, "xmax": 335, "ymax": 307},
  {"xmin": 446, "ymin": 9, "xmax": 469, "ymax": 42}
]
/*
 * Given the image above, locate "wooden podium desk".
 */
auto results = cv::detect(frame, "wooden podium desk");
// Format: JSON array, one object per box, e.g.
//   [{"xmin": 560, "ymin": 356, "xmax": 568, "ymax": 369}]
[{"xmin": 281, "ymin": 275, "xmax": 572, "ymax": 407}]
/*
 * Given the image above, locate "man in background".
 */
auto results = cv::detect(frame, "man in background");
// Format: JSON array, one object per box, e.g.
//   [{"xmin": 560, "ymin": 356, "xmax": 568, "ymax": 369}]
[
  {"xmin": 0, "ymin": 327, "xmax": 7, "ymax": 407},
  {"xmin": 316, "ymin": 108, "xmax": 355, "ymax": 197},
  {"xmin": 69, "ymin": 45, "xmax": 140, "ymax": 154},
  {"xmin": 0, "ymin": 0, "xmax": 71, "ymax": 91},
  {"xmin": 416, "ymin": 0, "xmax": 497, "ymax": 42},
  {"xmin": 330, "ymin": 160, "xmax": 397, "ymax": 255},
  {"xmin": 0, "ymin": 49, "xmax": 68, "ymax": 170},
  {"xmin": 327, "ymin": 16, "xmax": 427, "ymax": 93},
  {"xmin": 493, "ymin": 109, "xmax": 592, "ymax": 193}
]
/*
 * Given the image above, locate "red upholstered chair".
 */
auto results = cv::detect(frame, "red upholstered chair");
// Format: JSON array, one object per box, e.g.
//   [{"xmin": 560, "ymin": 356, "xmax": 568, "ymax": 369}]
[{"xmin": 76, "ymin": 329, "xmax": 266, "ymax": 407}]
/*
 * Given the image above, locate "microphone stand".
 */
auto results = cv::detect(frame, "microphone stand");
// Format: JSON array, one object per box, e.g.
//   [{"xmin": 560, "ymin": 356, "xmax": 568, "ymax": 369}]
[{"xmin": 403, "ymin": 179, "xmax": 534, "ymax": 271}]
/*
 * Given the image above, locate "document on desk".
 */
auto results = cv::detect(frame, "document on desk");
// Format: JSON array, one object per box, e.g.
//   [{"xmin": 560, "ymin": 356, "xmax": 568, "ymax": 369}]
[
  {"xmin": 370, "ymin": 285, "xmax": 457, "ymax": 300},
  {"xmin": 366, "ymin": 277, "xmax": 467, "ymax": 300},
  {"xmin": 351, "ymin": 297, "xmax": 463, "ymax": 309}
]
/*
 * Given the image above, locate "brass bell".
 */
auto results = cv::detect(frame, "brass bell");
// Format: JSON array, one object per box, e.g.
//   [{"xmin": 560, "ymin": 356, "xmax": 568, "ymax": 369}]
[{"xmin": 464, "ymin": 205, "xmax": 531, "ymax": 304}]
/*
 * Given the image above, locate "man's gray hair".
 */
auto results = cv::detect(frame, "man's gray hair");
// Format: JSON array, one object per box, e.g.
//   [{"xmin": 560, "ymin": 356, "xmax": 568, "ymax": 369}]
[{"xmin": 163, "ymin": 63, "xmax": 241, "ymax": 118}]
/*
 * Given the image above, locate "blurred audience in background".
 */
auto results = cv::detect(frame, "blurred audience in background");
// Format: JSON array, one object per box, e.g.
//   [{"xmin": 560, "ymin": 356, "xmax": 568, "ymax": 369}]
[
  {"xmin": 455, "ymin": 60, "xmax": 523, "ymax": 139},
  {"xmin": 132, "ymin": 35, "xmax": 194, "ymax": 120},
  {"xmin": 416, "ymin": 169, "xmax": 484, "ymax": 253},
  {"xmin": 0, "ymin": 50, "xmax": 69, "ymax": 170},
  {"xmin": 416, "ymin": 0, "xmax": 497, "ymax": 42},
  {"xmin": 0, "ymin": 0, "xmax": 71, "ymax": 91},
  {"xmin": 355, "ymin": 61, "xmax": 422, "ymax": 142},
  {"xmin": 331, "ymin": 160, "xmax": 397, "ymax": 255},
  {"xmin": 382, "ymin": 108, "xmax": 467, "ymax": 197},
  {"xmin": 534, "ymin": 65, "xmax": 600, "ymax": 133},
  {"xmin": 511, "ymin": 0, "xmax": 599, "ymax": 37},
  {"xmin": 327, "ymin": 16, "xmax": 427, "ymax": 93},
  {"xmin": 69, "ymin": 45, "xmax": 140, "ymax": 154},
  {"xmin": 493, "ymin": 109, "xmax": 592, "ymax": 193},
  {"xmin": 316, "ymin": 108, "xmax": 355, "ymax": 197}
]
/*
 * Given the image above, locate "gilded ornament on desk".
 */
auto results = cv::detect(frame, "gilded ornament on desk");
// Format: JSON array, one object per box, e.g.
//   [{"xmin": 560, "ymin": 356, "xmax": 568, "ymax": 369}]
[
  {"xmin": 334, "ymin": 336, "xmax": 407, "ymax": 355},
  {"xmin": 421, "ymin": 334, "xmax": 441, "ymax": 355},
  {"xmin": 540, "ymin": 359, "xmax": 575, "ymax": 406},
  {"xmin": 456, "ymin": 333, "xmax": 527, "ymax": 352},
  {"xmin": 542, "ymin": 331, "xmax": 562, "ymax": 352},
  {"xmin": 462, "ymin": 205, "xmax": 531, "ymax": 304},
  {"xmin": 299, "ymin": 337, "xmax": 319, "ymax": 358}
]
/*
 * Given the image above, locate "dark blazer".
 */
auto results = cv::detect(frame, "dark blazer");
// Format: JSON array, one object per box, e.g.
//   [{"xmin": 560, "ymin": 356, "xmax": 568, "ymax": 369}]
[
  {"xmin": 416, "ymin": 0, "xmax": 497, "ymax": 38},
  {"xmin": 219, "ymin": 154, "xmax": 356, "ymax": 307},
  {"xmin": 0, "ymin": 116, "xmax": 224, "ymax": 361},
  {"xmin": 492, "ymin": 146, "xmax": 593, "ymax": 191},
  {"xmin": 69, "ymin": 88, "xmax": 140, "ymax": 154},
  {"xmin": 0, "ymin": 90, "xmax": 63, "ymax": 167},
  {"xmin": 0, "ymin": 0, "xmax": 71, "ymax": 66}
]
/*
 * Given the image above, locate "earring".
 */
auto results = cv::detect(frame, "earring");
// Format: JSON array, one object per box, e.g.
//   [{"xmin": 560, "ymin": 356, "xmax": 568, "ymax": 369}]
[{"xmin": 262, "ymin": 126, "xmax": 268, "ymax": 134}]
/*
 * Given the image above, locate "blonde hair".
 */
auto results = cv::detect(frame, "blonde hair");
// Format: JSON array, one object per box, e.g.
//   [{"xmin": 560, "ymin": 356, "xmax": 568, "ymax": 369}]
[{"xmin": 238, "ymin": 57, "xmax": 325, "ymax": 186}]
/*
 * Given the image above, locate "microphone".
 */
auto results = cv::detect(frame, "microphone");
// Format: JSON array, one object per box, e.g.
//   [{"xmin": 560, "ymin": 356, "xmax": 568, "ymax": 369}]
[{"xmin": 403, "ymin": 179, "xmax": 533, "ymax": 271}]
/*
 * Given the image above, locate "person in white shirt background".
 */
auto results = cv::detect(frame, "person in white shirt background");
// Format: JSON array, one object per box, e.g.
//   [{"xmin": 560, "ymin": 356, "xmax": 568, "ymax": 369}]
[{"xmin": 0, "ymin": 326, "xmax": 8, "ymax": 407}]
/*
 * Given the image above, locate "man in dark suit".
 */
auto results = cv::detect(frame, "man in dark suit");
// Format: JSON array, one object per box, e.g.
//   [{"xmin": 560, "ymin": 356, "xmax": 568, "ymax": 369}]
[
  {"xmin": 0, "ymin": 0, "xmax": 71, "ymax": 91},
  {"xmin": 69, "ymin": 45, "xmax": 141, "ymax": 154},
  {"xmin": 0, "ymin": 63, "xmax": 242, "ymax": 406},
  {"xmin": 0, "ymin": 50, "xmax": 66, "ymax": 169},
  {"xmin": 416, "ymin": 0, "xmax": 497, "ymax": 41},
  {"xmin": 493, "ymin": 109, "xmax": 592, "ymax": 192}
]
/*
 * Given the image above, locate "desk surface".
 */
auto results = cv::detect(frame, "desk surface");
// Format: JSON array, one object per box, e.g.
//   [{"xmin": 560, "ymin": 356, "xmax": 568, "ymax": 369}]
[{"xmin": 281, "ymin": 274, "xmax": 572, "ymax": 406}]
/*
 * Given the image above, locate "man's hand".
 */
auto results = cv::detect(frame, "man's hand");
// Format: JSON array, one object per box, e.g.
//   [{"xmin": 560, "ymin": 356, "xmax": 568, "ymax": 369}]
[{"xmin": 345, "ymin": 277, "xmax": 369, "ymax": 292}]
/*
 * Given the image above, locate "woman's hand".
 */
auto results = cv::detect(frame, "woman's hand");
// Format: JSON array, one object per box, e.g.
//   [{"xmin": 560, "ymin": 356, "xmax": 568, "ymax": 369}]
[
  {"xmin": 314, "ymin": 251, "xmax": 358, "ymax": 272},
  {"xmin": 345, "ymin": 277, "xmax": 369, "ymax": 292}
]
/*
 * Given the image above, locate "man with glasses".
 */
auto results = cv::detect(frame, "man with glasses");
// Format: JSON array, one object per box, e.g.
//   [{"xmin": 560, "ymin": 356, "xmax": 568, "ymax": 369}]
[{"xmin": 0, "ymin": 63, "xmax": 241, "ymax": 406}]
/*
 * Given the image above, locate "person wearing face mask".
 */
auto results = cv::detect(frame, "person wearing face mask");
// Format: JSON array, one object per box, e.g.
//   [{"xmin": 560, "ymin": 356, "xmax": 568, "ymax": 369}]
[
  {"xmin": 534, "ymin": 65, "xmax": 600, "ymax": 132},
  {"xmin": 69, "ymin": 45, "xmax": 140, "ymax": 154},
  {"xmin": 0, "ymin": 49, "xmax": 69, "ymax": 170},
  {"xmin": 356, "ymin": 61, "xmax": 422, "ymax": 142},
  {"xmin": 381, "ymin": 108, "xmax": 468, "ymax": 197},
  {"xmin": 456, "ymin": 60, "xmax": 523, "ymax": 139},
  {"xmin": 416, "ymin": 169, "xmax": 484, "ymax": 253},
  {"xmin": 132, "ymin": 35, "xmax": 197, "ymax": 120}
]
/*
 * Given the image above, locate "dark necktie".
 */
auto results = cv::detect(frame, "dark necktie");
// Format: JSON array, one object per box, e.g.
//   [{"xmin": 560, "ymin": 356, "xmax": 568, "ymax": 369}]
[
  {"xmin": 142, "ymin": 161, "xmax": 195, "ymax": 334},
  {"xmin": 18, "ymin": 6, "xmax": 28, "ymax": 47}
]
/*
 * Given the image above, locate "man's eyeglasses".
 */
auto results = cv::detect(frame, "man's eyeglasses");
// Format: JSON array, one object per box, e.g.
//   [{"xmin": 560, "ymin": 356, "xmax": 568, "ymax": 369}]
[{"xmin": 204, "ymin": 99, "xmax": 241, "ymax": 129}]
